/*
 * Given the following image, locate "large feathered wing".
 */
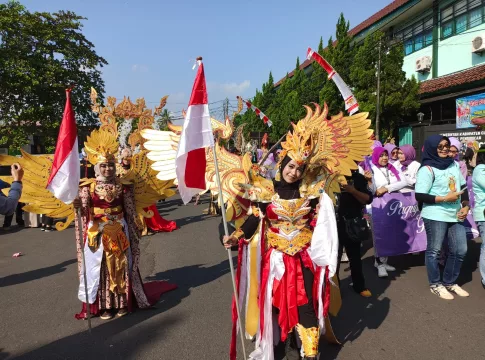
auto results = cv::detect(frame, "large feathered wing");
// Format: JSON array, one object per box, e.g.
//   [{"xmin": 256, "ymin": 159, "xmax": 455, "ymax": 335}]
[
  {"xmin": 141, "ymin": 129, "xmax": 179, "ymax": 183},
  {"xmin": 0, "ymin": 150, "xmax": 75, "ymax": 231},
  {"xmin": 120, "ymin": 150, "xmax": 175, "ymax": 218}
]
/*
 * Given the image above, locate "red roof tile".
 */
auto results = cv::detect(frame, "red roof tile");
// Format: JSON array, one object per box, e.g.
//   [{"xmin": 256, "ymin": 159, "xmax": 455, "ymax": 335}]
[
  {"xmin": 274, "ymin": 0, "xmax": 414, "ymax": 87},
  {"xmin": 419, "ymin": 64, "xmax": 485, "ymax": 94}
]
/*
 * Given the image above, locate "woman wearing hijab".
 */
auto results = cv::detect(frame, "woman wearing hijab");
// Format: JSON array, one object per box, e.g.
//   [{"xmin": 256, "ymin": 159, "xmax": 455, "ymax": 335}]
[
  {"xmin": 398, "ymin": 145, "xmax": 420, "ymax": 192},
  {"xmin": 384, "ymin": 143, "xmax": 399, "ymax": 165},
  {"xmin": 472, "ymin": 146, "xmax": 485, "ymax": 289},
  {"xmin": 223, "ymin": 154, "xmax": 340, "ymax": 359},
  {"xmin": 72, "ymin": 141, "xmax": 173, "ymax": 320},
  {"xmin": 370, "ymin": 147, "xmax": 407, "ymax": 277},
  {"xmin": 415, "ymin": 135, "xmax": 470, "ymax": 300},
  {"xmin": 449, "ymin": 137, "xmax": 467, "ymax": 179}
]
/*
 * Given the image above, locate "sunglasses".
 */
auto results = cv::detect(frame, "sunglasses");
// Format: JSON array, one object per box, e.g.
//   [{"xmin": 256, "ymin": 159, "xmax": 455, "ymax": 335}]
[{"xmin": 437, "ymin": 144, "xmax": 450, "ymax": 151}]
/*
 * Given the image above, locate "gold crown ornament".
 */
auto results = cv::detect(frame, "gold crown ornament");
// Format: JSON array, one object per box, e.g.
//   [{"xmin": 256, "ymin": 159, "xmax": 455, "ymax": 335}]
[{"xmin": 84, "ymin": 128, "xmax": 119, "ymax": 165}]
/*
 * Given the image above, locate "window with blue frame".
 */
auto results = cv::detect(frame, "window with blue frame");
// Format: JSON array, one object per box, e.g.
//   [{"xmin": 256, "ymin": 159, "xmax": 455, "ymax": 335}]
[
  {"xmin": 441, "ymin": 0, "xmax": 485, "ymax": 39},
  {"xmin": 394, "ymin": 17, "xmax": 434, "ymax": 55}
]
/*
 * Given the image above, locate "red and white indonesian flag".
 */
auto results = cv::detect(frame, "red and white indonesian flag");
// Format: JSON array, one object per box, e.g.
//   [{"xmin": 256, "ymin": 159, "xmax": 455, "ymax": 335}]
[
  {"xmin": 176, "ymin": 59, "xmax": 214, "ymax": 204},
  {"xmin": 46, "ymin": 89, "xmax": 80, "ymax": 204}
]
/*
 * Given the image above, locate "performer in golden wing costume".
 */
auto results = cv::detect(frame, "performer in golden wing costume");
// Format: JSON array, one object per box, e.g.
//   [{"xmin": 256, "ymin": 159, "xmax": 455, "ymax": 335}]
[
  {"xmin": 220, "ymin": 103, "xmax": 373, "ymax": 360},
  {"xmin": 142, "ymin": 101, "xmax": 372, "ymax": 359},
  {"xmin": 0, "ymin": 92, "xmax": 177, "ymax": 320},
  {"xmin": 73, "ymin": 93, "xmax": 177, "ymax": 320}
]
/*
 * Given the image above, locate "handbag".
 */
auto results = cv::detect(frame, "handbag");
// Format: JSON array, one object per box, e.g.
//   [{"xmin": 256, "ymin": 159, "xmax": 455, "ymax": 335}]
[{"xmin": 342, "ymin": 215, "xmax": 370, "ymax": 243}]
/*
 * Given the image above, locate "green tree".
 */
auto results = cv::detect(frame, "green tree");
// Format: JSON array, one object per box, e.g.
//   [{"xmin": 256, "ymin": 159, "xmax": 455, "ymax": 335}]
[
  {"xmin": 350, "ymin": 31, "xmax": 420, "ymax": 139},
  {"xmin": 157, "ymin": 109, "xmax": 171, "ymax": 131},
  {"xmin": 0, "ymin": 1, "xmax": 108, "ymax": 152}
]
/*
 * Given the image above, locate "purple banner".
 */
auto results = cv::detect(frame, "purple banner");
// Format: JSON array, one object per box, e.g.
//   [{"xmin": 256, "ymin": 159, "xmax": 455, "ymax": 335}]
[
  {"xmin": 371, "ymin": 192, "xmax": 478, "ymax": 257},
  {"xmin": 371, "ymin": 192, "xmax": 426, "ymax": 257}
]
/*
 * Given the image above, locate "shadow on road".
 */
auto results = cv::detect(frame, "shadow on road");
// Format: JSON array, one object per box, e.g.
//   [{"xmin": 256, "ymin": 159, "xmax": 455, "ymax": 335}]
[
  {"xmin": 0, "ymin": 259, "xmax": 77, "ymax": 288},
  {"xmin": 11, "ymin": 258, "xmax": 233, "ymax": 359},
  {"xmin": 13, "ymin": 311, "xmax": 181, "ymax": 360},
  {"xmin": 0, "ymin": 348, "xmax": 9, "ymax": 360}
]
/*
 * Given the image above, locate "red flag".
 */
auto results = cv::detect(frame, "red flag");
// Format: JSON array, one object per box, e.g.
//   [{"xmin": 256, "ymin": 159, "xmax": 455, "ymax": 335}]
[
  {"xmin": 46, "ymin": 89, "xmax": 80, "ymax": 204},
  {"xmin": 175, "ymin": 59, "xmax": 214, "ymax": 204}
]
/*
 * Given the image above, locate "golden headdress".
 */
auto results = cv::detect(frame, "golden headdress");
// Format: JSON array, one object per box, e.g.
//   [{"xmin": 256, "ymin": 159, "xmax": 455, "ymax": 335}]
[
  {"xmin": 84, "ymin": 128, "xmax": 119, "ymax": 165},
  {"xmin": 278, "ymin": 103, "xmax": 373, "ymax": 177}
]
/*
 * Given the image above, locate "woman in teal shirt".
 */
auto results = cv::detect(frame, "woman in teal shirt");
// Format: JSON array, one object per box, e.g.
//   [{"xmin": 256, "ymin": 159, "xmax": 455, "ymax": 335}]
[
  {"xmin": 415, "ymin": 135, "xmax": 470, "ymax": 300},
  {"xmin": 472, "ymin": 148, "xmax": 485, "ymax": 289}
]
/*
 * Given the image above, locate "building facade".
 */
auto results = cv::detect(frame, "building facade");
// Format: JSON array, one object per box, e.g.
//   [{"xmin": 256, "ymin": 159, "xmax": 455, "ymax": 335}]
[{"xmin": 276, "ymin": 0, "xmax": 485, "ymax": 155}]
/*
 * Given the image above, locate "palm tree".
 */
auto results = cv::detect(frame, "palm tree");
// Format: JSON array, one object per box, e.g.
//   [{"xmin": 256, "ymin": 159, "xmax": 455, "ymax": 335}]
[{"xmin": 158, "ymin": 109, "xmax": 171, "ymax": 130}]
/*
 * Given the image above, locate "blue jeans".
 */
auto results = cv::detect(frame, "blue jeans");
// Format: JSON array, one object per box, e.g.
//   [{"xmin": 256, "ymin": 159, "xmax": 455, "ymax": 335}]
[
  {"xmin": 423, "ymin": 219, "xmax": 467, "ymax": 286},
  {"xmin": 476, "ymin": 222, "xmax": 485, "ymax": 285}
]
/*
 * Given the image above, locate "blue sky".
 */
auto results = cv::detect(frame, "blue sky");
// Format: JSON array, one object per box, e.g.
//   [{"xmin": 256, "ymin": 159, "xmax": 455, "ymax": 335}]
[{"xmin": 16, "ymin": 0, "xmax": 391, "ymax": 119}]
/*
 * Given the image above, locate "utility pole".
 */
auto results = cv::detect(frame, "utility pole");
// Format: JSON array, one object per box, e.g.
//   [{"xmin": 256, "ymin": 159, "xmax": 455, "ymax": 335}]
[
  {"xmin": 375, "ymin": 37, "xmax": 382, "ymax": 141},
  {"xmin": 223, "ymin": 97, "xmax": 229, "ymax": 120}
]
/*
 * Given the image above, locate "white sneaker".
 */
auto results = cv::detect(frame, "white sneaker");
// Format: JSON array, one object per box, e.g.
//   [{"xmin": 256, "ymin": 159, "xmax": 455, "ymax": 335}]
[
  {"xmin": 445, "ymin": 284, "xmax": 469, "ymax": 297},
  {"xmin": 341, "ymin": 253, "xmax": 349, "ymax": 263},
  {"xmin": 377, "ymin": 264, "xmax": 388, "ymax": 278},
  {"xmin": 430, "ymin": 285, "xmax": 454, "ymax": 300},
  {"xmin": 383, "ymin": 263, "xmax": 396, "ymax": 272}
]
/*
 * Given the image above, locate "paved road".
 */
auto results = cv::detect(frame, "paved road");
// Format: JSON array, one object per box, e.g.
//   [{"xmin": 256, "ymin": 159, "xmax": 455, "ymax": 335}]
[{"xmin": 1, "ymin": 194, "xmax": 485, "ymax": 360}]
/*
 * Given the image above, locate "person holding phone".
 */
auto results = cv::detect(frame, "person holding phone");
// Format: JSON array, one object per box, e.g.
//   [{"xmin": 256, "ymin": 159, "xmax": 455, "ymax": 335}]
[
  {"xmin": 0, "ymin": 164, "xmax": 23, "ymax": 216},
  {"xmin": 415, "ymin": 135, "xmax": 469, "ymax": 300}
]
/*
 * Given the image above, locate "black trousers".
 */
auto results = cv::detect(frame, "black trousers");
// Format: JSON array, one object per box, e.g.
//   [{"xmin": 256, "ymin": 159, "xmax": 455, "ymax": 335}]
[
  {"xmin": 42, "ymin": 215, "xmax": 54, "ymax": 227},
  {"xmin": 336, "ymin": 220, "xmax": 366, "ymax": 293},
  {"xmin": 274, "ymin": 256, "xmax": 318, "ymax": 359},
  {"xmin": 3, "ymin": 202, "xmax": 24, "ymax": 227}
]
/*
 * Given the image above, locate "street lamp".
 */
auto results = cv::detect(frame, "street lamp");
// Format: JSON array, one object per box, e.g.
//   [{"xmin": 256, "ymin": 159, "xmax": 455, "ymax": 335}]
[{"xmin": 417, "ymin": 112, "xmax": 424, "ymax": 123}]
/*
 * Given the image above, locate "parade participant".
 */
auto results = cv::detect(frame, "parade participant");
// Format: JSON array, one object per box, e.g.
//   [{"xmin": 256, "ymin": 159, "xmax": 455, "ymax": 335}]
[
  {"xmin": 384, "ymin": 143, "xmax": 399, "ymax": 164},
  {"xmin": 336, "ymin": 165, "xmax": 373, "ymax": 298},
  {"xmin": 73, "ymin": 128, "xmax": 176, "ymax": 320},
  {"xmin": 415, "ymin": 135, "xmax": 469, "ymax": 300},
  {"xmin": 449, "ymin": 137, "xmax": 467, "ymax": 179},
  {"xmin": 398, "ymin": 145, "xmax": 420, "ymax": 192},
  {"xmin": 119, "ymin": 148, "xmax": 177, "ymax": 234},
  {"xmin": 370, "ymin": 147, "xmax": 407, "ymax": 277},
  {"xmin": 472, "ymin": 146, "xmax": 485, "ymax": 289},
  {"xmin": 222, "ymin": 104, "xmax": 373, "ymax": 360}
]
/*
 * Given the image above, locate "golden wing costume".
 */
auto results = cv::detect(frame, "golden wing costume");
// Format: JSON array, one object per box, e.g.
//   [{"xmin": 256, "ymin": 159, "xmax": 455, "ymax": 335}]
[
  {"xmin": 0, "ymin": 151, "xmax": 74, "ymax": 231},
  {"xmin": 225, "ymin": 103, "xmax": 373, "ymax": 360}
]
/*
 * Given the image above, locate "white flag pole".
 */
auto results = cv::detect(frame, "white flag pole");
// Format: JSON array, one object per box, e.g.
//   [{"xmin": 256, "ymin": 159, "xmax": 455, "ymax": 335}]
[{"xmin": 212, "ymin": 144, "xmax": 247, "ymax": 360}]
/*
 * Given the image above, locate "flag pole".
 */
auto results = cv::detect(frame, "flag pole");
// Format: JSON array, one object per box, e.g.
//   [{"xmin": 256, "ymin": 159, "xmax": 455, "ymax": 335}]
[
  {"xmin": 212, "ymin": 144, "xmax": 247, "ymax": 360},
  {"xmin": 76, "ymin": 208, "xmax": 92, "ymax": 331}
]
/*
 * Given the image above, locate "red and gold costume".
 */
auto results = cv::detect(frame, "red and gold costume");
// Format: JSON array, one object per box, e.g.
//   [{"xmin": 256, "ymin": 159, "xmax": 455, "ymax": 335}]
[{"xmin": 223, "ymin": 104, "xmax": 373, "ymax": 360}]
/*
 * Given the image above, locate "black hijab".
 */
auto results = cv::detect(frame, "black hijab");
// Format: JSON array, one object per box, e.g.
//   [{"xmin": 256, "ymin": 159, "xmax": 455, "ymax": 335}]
[
  {"xmin": 421, "ymin": 135, "xmax": 454, "ymax": 170},
  {"xmin": 274, "ymin": 155, "xmax": 302, "ymax": 200}
]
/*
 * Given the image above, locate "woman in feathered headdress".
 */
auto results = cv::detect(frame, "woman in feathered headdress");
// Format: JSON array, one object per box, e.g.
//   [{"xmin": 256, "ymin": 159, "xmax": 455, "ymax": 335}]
[
  {"xmin": 222, "ymin": 104, "xmax": 373, "ymax": 360},
  {"xmin": 72, "ymin": 129, "xmax": 175, "ymax": 320}
]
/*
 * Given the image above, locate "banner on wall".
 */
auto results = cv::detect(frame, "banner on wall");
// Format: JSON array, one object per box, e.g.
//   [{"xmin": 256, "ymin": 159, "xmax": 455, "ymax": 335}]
[{"xmin": 456, "ymin": 93, "xmax": 485, "ymax": 129}]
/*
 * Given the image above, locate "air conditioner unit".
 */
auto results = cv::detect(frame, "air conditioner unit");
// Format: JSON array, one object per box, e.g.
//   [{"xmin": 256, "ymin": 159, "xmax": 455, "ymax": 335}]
[
  {"xmin": 472, "ymin": 34, "xmax": 485, "ymax": 54},
  {"xmin": 415, "ymin": 56, "xmax": 432, "ymax": 73}
]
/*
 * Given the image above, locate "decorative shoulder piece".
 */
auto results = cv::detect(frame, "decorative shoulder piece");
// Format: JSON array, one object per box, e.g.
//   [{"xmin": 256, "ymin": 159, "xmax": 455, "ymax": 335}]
[{"xmin": 295, "ymin": 324, "xmax": 320, "ymax": 358}]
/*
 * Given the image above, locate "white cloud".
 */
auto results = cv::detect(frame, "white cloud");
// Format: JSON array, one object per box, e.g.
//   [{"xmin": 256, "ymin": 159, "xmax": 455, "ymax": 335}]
[
  {"xmin": 207, "ymin": 80, "xmax": 250, "ymax": 96},
  {"xmin": 131, "ymin": 64, "xmax": 149, "ymax": 73}
]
